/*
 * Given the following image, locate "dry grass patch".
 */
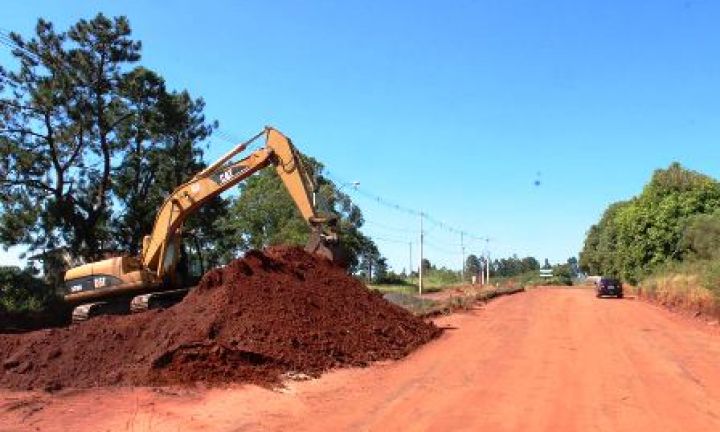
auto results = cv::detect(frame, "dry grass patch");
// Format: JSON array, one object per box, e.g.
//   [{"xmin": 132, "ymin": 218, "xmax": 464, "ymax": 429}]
[{"xmin": 637, "ymin": 273, "xmax": 720, "ymax": 319}]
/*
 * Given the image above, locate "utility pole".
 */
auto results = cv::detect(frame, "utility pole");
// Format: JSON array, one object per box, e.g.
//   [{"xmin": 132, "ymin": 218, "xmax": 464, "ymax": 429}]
[
  {"xmin": 485, "ymin": 240, "xmax": 491, "ymax": 286},
  {"xmin": 486, "ymin": 252, "xmax": 491, "ymax": 285},
  {"xmin": 368, "ymin": 259, "xmax": 372, "ymax": 283},
  {"xmin": 409, "ymin": 242, "xmax": 413, "ymax": 279},
  {"xmin": 419, "ymin": 212, "xmax": 424, "ymax": 295},
  {"xmin": 460, "ymin": 232, "xmax": 465, "ymax": 283},
  {"xmin": 480, "ymin": 258, "xmax": 485, "ymax": 285}
]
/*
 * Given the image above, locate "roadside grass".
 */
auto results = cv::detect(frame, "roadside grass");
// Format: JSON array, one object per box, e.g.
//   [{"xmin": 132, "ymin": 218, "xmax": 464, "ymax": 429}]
[
  {"xmin": 368, "ymin": 283, "xmax": 418, "ymax": 295},
  {"xmin": 371, "ymin": 268, "xmax": 573, "ymax": 317},
  {"xmin": 370, "ymin": 273, "xmax": 465, "ymax": 295},
  {"xmin": 371, "ymin": 267, "xmax": 575, "ymax": 296},
  {"xmin": 381, "ymin": 285, "xmax": 525, "ymax": 317},
  {"xmin": 635, "ymin": 260, "xmax": 720, "ymax": 319},
  {"xmin": 381, "ymin": 292, "xmax": 443, "ymax": 316},
  {"xmin": 405, "ymin": 273, "xmax": 465, "ymax": 292},
  {"xmin": 486, "ymin": 271, "xmax": 573, "ymax": 289}
]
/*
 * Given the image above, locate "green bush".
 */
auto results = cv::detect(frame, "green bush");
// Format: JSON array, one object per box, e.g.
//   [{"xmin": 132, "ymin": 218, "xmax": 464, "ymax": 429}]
[
  {"xmin": 698, "ymin": 261, "xmax": 720, "ymax": 299},
  {"xmin": 580, "ymin": 163, "xmax": 720, "ymax": 283},
  {"xmin": 428, "ymin": 267, "xmax": 462, "ymax": 285},
  {"xmin": 0, "ymin": 266, "xmax": 56, "ymax": 313}
]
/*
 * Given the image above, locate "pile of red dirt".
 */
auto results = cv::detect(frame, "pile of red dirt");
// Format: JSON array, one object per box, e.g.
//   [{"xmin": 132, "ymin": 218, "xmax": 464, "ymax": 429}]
[{"xmin": 0, "ymin": 247, "xmax": 440, "ymax": 391}]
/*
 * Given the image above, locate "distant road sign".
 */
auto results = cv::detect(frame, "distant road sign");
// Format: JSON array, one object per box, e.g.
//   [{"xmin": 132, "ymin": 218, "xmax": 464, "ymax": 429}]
[{"xmin": 539, "ymin": 269, "xmax": 553, "ymax": 278}]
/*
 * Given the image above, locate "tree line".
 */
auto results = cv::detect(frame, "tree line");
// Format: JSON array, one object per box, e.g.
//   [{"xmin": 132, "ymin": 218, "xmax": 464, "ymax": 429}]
[
  {"xmin": 579, "ymin": 163, "xmax": 720, "ymax": 283},
  {"xmin": 0, "ymin": 14, "xmax": 383, "ymax": 311}
]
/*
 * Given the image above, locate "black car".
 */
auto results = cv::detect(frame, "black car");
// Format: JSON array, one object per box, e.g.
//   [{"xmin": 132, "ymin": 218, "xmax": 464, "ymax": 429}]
[{"xmin": 596, "ymin": 277, "xmax": 623, "ymax": 298}]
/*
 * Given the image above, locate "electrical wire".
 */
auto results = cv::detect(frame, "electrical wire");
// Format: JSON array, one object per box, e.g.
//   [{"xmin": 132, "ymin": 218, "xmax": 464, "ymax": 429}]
[
  {"xmin": 370, "ymin": 235, "xmax": 412, "ymax": 245},
  {"xmin": 424, "ymin": 231, "xmax": 462, "ymax": 250},
  {"xmin": 362, "ymin": 219, "xmax": 418, "ymax": 234},
  {"xmin": 326, "ymin": 169, "xmax": 491, "ymax": 241},
  {"xmin": 423, "ymin": 239, "xmax": 459, "ymax": 255}
]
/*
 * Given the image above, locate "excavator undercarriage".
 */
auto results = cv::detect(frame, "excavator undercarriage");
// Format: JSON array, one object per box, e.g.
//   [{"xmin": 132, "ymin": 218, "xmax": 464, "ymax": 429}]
[{"xmin": 70, "ymin": 288, "xmax": 191, "ymax": 322}]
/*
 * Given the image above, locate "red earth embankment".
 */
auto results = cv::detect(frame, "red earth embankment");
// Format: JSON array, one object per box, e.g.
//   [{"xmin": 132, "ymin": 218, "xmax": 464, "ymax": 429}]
[{"xmin": 0, "ymin": 247, "xmax": 440, "ymax": 391}]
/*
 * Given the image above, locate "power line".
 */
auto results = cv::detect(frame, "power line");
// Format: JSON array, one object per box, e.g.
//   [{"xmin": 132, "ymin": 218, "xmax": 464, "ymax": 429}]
[
  {"xmin": 424, "ymin": 231, "xmax": 461, "ymax": 250},
  {"xmin": 423, "ymin": 239, "xmax": 459, "ymax": 256},
  {"xmin": 362, "ymin": 219, "xmax": 418, "ymax": 234},
  {"xmin": 365, "ymin": 224, "xmax": 459, "ymax": 256},
  {"xmin": 336, "ymin": 178, "xmax": 419, "ymax": 217},
  {"xmin": 326, "ymin": 169, "xmax": 490, "ymax": 242},
  {"xmin": 371, "ymin": 235, "xmax": 412, "ymax": 245},
  {"xmin": 0, "ymin": 28, "xmax": 58, "ymax": 68},
  {"xmin": 214, "ymin": 129, "xmax": 239, "ymax": 143}
]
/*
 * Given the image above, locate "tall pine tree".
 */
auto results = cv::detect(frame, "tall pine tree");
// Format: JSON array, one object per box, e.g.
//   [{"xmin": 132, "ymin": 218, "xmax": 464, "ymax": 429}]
[{"xmin": 0, "ymin": 14, "xmax": 220, "ymax": 275}]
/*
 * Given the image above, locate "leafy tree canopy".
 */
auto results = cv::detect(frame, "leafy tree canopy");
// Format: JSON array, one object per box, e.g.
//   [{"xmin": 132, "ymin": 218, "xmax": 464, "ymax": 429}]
[
  {"xmin": 0, "ymin": 14, "xmax": 220, "ymax": 273},
  {"xmin": 464, "ymin": 254, "xmax": 481, "ymax": 279},
  {"xmin": 579, "ymin": 163, "xmax": 720, "ymax": 282},
  {"xmin": 215, "ymin": 155, "xmax": 383, "ymax": 274},
  {"xmin": 0, "ymin": 266, "xmax": 52, "ymax": 312},
  {"xmin": 490, "ymin": 254, "xmax": 540, "ymax": 277}
]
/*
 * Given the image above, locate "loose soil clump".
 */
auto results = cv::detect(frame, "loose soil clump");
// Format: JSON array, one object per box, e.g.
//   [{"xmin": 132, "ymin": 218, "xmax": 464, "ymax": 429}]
[{"xmin": 0, "ymin": 247, "xmax": 440, "ymax": 390}]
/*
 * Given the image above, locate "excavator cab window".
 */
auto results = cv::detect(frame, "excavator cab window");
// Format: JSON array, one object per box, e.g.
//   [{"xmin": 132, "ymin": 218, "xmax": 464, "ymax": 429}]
[
  {"xmin": 178, "ymin": 241, "xmax": 204, "ymax": 286},
  {"xmin": 187, "ymin": 252, "xmax": 204, "ymax": 280}
]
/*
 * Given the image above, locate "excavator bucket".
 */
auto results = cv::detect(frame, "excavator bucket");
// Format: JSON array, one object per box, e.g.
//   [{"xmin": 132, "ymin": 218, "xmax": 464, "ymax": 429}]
[{"xmin": 305, "ymin": 230, "xmax": 347, "ymax": 267}]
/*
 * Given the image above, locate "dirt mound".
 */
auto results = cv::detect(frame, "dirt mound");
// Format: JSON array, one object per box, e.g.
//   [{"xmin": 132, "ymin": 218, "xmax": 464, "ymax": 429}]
[{"xmin": 0, "ymin": 247, "xmax": 440, "ymax": 390}]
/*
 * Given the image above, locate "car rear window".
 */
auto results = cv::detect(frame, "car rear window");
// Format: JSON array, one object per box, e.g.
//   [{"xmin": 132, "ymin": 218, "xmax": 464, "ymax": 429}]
[{"xmin": 600, "ymin": 278, "xmax": 619, "ymax": 286}]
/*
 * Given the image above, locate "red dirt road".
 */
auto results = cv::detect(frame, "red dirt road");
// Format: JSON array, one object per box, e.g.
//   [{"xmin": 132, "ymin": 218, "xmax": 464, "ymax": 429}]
[{"xmin": 3, "ymin": 287, "xmax": 720, "ymax": 431}]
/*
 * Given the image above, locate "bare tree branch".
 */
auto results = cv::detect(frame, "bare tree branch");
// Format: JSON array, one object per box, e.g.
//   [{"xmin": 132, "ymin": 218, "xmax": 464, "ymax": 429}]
[
  {"xmin": 0, "ymin": 178, "xmax": 54, "ymax": 193},
  {"xmin": 0, "ymin": 128, "xmax": 49, "ymax": 140},
  {"xmin": 107, "ymin": 112, "xmax": 134, "ymax": 132},
  {"xmin": 0, "ymin": 99, "xmax": 44, "ymax": 113}
]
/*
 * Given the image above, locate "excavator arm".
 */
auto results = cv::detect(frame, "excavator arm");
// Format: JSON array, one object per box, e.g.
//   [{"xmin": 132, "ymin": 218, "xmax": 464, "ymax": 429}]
[
  {"xmin": 266, "ymin": 128, "xmax": 341, "ymax": 261},
  {"xmin": 142, "ymin": 127, "xmax": 341, "ymax": 279}
]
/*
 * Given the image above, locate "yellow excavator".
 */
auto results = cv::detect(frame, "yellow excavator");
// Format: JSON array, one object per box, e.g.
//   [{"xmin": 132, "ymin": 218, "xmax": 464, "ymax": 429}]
[{"xmin": 63, "ymin": 127, "xmax": 343, "ymax": 321}]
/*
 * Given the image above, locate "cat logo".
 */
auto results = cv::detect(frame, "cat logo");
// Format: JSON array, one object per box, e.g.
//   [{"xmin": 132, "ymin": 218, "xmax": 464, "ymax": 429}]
[
  {"xmin": 218, "ymin": 168, "xmax": 234, "ymax": 184},
  {"xmin": 216, "ymin": 166, "xmax": 248, "ymax": 185}
]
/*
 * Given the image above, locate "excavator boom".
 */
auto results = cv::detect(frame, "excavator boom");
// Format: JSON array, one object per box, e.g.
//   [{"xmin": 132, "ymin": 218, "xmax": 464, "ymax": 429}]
[{"xmin": 141, "ymin": 127, "xmax": 341, "ymax": 278}]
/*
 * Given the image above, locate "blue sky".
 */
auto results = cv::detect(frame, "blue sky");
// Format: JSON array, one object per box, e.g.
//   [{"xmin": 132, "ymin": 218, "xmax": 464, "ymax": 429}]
[{"xmin": 2, "ymin": 0, "xmax": 719, "ymax": 272}]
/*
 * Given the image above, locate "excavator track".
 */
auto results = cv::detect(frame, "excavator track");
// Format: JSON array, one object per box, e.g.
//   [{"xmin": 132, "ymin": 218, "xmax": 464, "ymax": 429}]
[
  {"xmin": 71, "ymin": 289, "xmax": 190, "ymax": 323},
  {"xmin": 129, "ymin": 288, "xmax": 190, "ymax": 313},
  {"xmin": 71, "ymin": 300, "xmax": 131, "ymax": 323}
]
